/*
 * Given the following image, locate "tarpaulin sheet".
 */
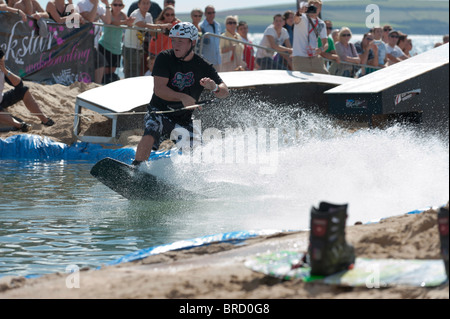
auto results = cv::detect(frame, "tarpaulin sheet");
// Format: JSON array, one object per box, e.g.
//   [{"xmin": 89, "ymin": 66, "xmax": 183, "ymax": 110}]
[{"xmin": 0, "ymin": 134, "xmax": 173, "ymax": 163}]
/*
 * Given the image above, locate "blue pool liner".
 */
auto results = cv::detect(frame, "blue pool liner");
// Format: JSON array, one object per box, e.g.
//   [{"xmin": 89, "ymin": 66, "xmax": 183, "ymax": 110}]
[
  {"xmin": 105, "ymin": 208, "xmax": 433, "ymax": 268},
  {"xmin": 0, "ymin": 134, "xmax": 171, "ymax": 163},
  {"xmin": 105, "ymin": 229, "xmax": 283, "ymax": 267}
]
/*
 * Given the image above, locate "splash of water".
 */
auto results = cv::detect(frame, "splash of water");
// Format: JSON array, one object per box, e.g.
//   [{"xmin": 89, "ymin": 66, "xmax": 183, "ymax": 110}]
[{"xmin": 144, "ymin": 98, "xmax": 448, "ymax": 229}]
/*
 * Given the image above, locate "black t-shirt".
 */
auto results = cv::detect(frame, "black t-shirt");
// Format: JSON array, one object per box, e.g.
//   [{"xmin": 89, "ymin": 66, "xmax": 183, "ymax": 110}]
[{"xmin": 150, "ymin": 49, "xmax": 223, "ymax": 124}]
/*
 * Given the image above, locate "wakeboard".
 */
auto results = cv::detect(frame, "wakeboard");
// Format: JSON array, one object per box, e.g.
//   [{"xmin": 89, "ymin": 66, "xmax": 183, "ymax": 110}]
[
  {"xmin": 245, "ymin": 250, "xmax": 448, "ymax": 287},
  {"xmin": 90, "ymin": 157, "xmax": 198, "ymax": 200}
]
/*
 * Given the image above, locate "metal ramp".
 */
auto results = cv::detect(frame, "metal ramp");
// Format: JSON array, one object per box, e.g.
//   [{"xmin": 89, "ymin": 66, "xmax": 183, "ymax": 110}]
[
  {"xmin": 74, "ymin": 70, "xmax": 354, "ymax": 143},
  {"xmin": 325, "ymin": 44, "xmax": 449, "ymax": 131},
  {"xmin": 74, "ymin": 76, "xmax": 153, "ymax": 144}
]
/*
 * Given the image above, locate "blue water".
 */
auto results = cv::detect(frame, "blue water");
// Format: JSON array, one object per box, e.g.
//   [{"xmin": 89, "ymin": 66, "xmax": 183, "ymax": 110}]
[
  {"xmin": 0, "ymin": 35, "xmax": 448, "ymax": 278},
  {"xmin": 1, "ymin": 110, "xmax": 449, "ymax": 278}
]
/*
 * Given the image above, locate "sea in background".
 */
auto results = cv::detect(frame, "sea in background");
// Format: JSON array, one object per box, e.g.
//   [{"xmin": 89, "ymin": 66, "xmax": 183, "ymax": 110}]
[{"xmin": 0, "ymin": 36, "xmax": 449, "ymax": 278}]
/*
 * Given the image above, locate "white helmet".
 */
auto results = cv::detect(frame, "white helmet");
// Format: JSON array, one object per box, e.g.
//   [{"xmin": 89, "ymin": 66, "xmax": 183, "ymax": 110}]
[{"xmin": 169, "ymin": 22, "xmax": 199, "ymax": 42}]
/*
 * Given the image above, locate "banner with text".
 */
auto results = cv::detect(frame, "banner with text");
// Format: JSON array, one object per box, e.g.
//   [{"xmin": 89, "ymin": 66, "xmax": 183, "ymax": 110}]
[{"xmin": 0, "ymin": 12, "xmax": 95, "ymax": 85}]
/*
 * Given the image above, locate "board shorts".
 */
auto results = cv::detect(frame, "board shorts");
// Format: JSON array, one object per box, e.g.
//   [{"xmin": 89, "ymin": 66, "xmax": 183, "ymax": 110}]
[
  {"xmin": 143, "ymin": 104, "xmax": 201, "ymax": 150},
  {"xmin": 93, "ymin": 48, "xmax": 106, "ymax": 69},
  {"xmin": 98, "ymin": 43, "xmax": 121, "ymax": 68},
  {"xmin": 0, "ymin": 80, "xmax": 29, "ymax": 111}
]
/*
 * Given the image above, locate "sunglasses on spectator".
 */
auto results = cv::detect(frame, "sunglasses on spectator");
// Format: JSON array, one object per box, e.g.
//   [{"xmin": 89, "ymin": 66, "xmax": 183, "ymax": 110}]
[
  {"xmin": 206, "ymin": 11, "xmax": 216, "ymax": 14},
  {"xmin": 193, "ymin": 14, "xmax": 202, "ymax": 17},
  {"xmin": 164, "ymin": 13, "xmax": 175, "ymax": 17},
  {"xmin": 112, "ymin": 3, "xmax": 124, "ymax": 6},
  {"xmin": 227, "ymin": 21, "xmax": 237, "ymax": 25},
  {"xmin": 365, "ymin": 37, "xmax": 374, "ymax": 41},
  {"xmin": 326, "ymin": 27, "xmax": 333, "ymax": 30},
  {"xmin": 384, "ymin": 28, "xmax": 392, "ymax": 32},
  {"xmin": 341, "ymin": 34, "xmax": 351, "ymax": 37}
]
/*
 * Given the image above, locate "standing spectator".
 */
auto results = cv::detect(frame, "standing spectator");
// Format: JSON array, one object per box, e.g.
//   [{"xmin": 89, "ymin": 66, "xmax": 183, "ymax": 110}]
[
  {"xmin": 403, "ymin": 38, "xmax": 413, "ymax": 57},
  {"xmin": 354, "ymin": 32, "xmax": 378, "ymax": 76},
  {"xmin": 147, "ymin": 2, "xmax": 180, "ymax": 76},
  {"xmin": 277, "ymin": 10, "xmax": 295, "ymax": 69},
  {"xmin": 320, "ymin": 20, "xmax": 340, "ymax": 68},
  {"xmin": 397, "ymin": 33, "xmax": 409, "ymax": 55},
  {"xmin": 220, "ymin": 15, "xmax": 246, "ymax": 72},
  {"xmin": 292, "ymin": 0, "xmax": 328, "ymax": 74},
  {"xmin": 199, "ymin": 5, "xmax": 221, "ymax": 70},
  {"xmin": 385, "ymin": 30, "xmax": 408, "ymax": 65},
  {"xmin": 330, "ymin": 27, "xmax": 360, "ymax": 77},
  {"xmin": 190, "ymin": 8, "xmax": 203, "ymax": 31},
  {"xmin": 0, "ymin": 1, "xmax": 27, "ymax": 21},
  {"xmin": 77, "ymin": 0, "xmax": 112, "ymax": 84},
  {"xmin": 14, "ymin": 0, "xmax": 49, "ymax": 19},
  {"xmin": 382, "ymin": 25, "xmax": 392, "ymax": 43},
  {"xmin": 321, "ymin": 20, "xmax": 336, "ymax": 52},
  {"xmin": 123, "ymin": 0, "xmax": 171, "ymax": 78},
  {"xmin": 331, "ymin": 29, "xmax": 339, "ymax": 43},
  {"xmin": 46, "ymin": 0, "xmax": 84, "ymax": 24},
  {"xmin": 237, "ymin": 21, "xmax": 256, "ymax": 70},
  {"xmin": 371, "ymin": 26, "xmax": 387, "ymax": 67},
  {"xmin": 127, "ymin": 0, "xmax": 161, "ymax": 20},
  {"xmin": 77, "ymin": 0, "xmax": 111, "ymax": 28},
  {"xmin": 163, "ymin": 0, "xmax": 175, "ymax": 7},
  {"xmin": 14, "ymin": 0, "xmax": 49, "ymax": 37},
  {"xmin": 283, "ymin": 10, "xmax": 295, "ymax": 47},
  {"xmin": 255, "ymin": 14, "xmax": 292, "ymax": 70},
  {"xmin": 99, "ymin": 0, "xmax": 134, "ymax": 83},
  {"xmin": 148, "ymin": 5, "xmax": 178, "ymax": 56},
  {"xmin": 127, "ymin": 0, "xmax": 162, "ymax": 72},
  {"xmin": 191, "ymin": 8, "xmax": 203, "ymax": 54}
]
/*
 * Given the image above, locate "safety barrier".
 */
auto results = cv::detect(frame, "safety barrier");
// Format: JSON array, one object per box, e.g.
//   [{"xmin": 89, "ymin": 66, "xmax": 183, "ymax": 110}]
[
  {"xmin": 0, "ymin": 10, "xmax": 382, "ymax": 85},
  {"xmin": 91, "ymin": 22, "xmax": 169, "ymax": 83},
  {"xmin": 91, "ymin": 22, "xmax": 381, "ymax": 80},
  {"xmin": 199, "ymin": 31, "xmax": 382, "ymax": 74}
]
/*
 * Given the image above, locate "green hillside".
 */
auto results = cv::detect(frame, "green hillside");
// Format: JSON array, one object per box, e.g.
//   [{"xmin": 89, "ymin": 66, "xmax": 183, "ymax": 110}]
[{"xmin": 178, "ymin": 0, "xmax": 449, "ymax": 35}]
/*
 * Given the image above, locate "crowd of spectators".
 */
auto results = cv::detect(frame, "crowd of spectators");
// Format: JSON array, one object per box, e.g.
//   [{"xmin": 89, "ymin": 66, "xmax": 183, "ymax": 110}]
[{"xmin": 1, "ymin": 0, "xmax": 449, "ymax": 82}]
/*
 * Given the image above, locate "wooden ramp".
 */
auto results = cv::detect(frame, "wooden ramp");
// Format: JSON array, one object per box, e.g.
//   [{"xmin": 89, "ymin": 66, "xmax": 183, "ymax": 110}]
[
  {"xmin": 74, "ymin": 76, "xmax": 153, "ymax": 144},
  {"xmin": 74, "ymin": 70, "xmax": 353, "ymax": 143},
  {"xmin": 325, "ymin": 43, "xmax": 449, "ymax": 131}
]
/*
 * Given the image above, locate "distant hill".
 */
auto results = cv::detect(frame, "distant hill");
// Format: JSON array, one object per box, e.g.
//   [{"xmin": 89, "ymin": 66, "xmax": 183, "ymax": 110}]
[{"xmin": 178, "ymin": 0, "xmax": 449, "ymax": 35}]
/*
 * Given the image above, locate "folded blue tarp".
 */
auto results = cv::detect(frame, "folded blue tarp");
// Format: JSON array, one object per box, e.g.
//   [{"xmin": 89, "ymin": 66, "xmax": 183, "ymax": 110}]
[
  {"xmin": 0, "ymin": 134, "xmax": 164, "ymax": 163},
  {"xmin": 106, "ymin": 229, "xmax": 283, "ymax": 267}
]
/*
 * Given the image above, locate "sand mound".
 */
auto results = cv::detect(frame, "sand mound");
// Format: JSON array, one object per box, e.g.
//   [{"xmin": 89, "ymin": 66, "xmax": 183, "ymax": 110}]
[{"xmin": 0, "ymin": 81, "xmax": 136, "ymax": 146}]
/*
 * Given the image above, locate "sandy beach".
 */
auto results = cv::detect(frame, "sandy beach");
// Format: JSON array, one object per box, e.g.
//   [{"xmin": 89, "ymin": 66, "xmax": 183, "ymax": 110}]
[
  {"xmin": 0, "ymin": 81, "xmax": 448, "ymax": 300},
  {"xmin": 0, "ymin": 205, "xmax": 448, "ymax": 299}
]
